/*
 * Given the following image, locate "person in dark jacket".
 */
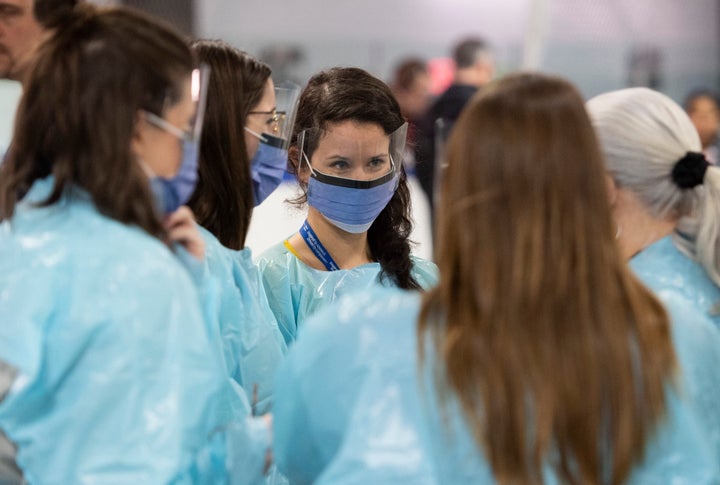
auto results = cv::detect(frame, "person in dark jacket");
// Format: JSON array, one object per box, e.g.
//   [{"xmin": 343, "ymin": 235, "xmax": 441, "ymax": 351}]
[{"xmin": 415, "ymin": 36, "xmax": 494, "ymax": 215}]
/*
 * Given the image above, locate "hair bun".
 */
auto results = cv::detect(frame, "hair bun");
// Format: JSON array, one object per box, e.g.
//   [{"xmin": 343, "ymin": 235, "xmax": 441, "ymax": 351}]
[{"xmin": 671, "ymin": 151, "xmax": 709, "ymax": 189}]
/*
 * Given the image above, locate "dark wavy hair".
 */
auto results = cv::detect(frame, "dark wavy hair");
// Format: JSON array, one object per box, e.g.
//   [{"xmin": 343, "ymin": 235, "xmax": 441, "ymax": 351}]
[
  {"xmin": 289, "ymin": 67, "xmax": 421, "ymax": 290},
  {"xmin": 0, "ymin": 5, "xmax": 195, "ymax": 241},
  {"xmin": 187, "ymin": 40, "xmax": 271, "ymax": 250},
  {"xmin": 34, "ymin": 0, "xmax": 80, "ymax": 28}
]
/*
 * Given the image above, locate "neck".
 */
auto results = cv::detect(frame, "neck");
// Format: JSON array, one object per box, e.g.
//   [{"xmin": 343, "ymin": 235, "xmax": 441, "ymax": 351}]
[
  {"xmin": 288, "ymin": 207, "xmax": 372, "ymax": 270},
  {"xmin": 615, "ymin": 189, "xmax": 676, "ymax": 260}
]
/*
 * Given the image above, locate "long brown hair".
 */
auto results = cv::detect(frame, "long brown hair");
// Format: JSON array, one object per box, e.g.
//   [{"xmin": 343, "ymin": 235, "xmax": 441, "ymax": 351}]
[
  {"xmin": 187, "ymin": 40, "xmax": 270, "ymax": 250},
  {"xmin": 289, "ymin": 67, "xmax": 421, "ymax": 290},
  {"xmin": 0, "ymin": 5, "xmax": 194, "ymax": 240},
  {"xmin": 418, "ymin": 73, "xmax": 676, "ymax": 484}
]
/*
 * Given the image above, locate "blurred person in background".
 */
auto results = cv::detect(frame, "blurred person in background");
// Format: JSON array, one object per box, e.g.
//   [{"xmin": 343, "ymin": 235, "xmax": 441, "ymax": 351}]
[
  {"xmin": 0, "ymin": 0, "xmax": 79, "ymax": 84},
  {"xmin": 684, "ymin": 89, "xmax": 720, "ymax": 164},
  {"xmin": 415, "ymin": 36, "xmax": 494, "ymax": 212},
  {"xmin": 390, "ymin": 56, "xmax": 434, "ymax": 259}
]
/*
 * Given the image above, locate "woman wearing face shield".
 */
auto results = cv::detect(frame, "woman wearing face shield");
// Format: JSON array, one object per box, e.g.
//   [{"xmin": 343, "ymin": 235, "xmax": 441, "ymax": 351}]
[
  {"xmin": 257, "ymin": 67, "xmax": 438, "ymax": 346},
  {"xmin": 184, "ymin": 40, "xmax": 290, "ymax": 415},
  {"xmin": 0, "ymin": 7, "xmax": 269, "ymax": 483},
  {"xmin": 587, "ymin": 87, "xmax": 720, "ymax": 458},
  {"xmin": 272, "ymin": 73, "xmax": 720, "ymax": 484}
]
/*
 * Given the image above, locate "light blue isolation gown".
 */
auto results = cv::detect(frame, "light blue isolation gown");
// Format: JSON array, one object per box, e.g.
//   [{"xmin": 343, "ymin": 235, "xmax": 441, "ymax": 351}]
[
  {"xmin": 630, "ymin": 235, "xmax": 720, "ymax": 328},
  {"xmin": 273, "ymin": 287, "xmax": 720, "ymax": 484},
  {"xmin": 257, "ymin": 241, "xmax": 438, "ymax": 346},
  {"xmin": 0, "ymin": 177, "xmax": 268, "ymax": 484},
  {"xmin": 630, "ymin": 234, "xmax": 720, "ymax": 461},
  {"xmin": 198, "ymin": 227, "xmax": 286, "ymax": 415}
]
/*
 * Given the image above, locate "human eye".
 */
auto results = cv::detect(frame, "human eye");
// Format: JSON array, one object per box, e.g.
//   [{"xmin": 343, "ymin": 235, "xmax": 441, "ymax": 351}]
[
  {"xmin": 329, "ymin": 158, "xmax": 350, "ymax": 171},
  {"xmin": 0, "ymin": 4, "xmax": 22, "ymax": 19},
  {"xmin": 368, "ymin": 156, "xmax": 389, "ymax": 171}
]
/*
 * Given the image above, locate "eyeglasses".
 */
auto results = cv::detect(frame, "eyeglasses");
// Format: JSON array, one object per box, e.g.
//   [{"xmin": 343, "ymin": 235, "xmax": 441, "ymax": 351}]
[{"xmin": 248, "ymin": 108, "xmax": 286, "ymax": 125}]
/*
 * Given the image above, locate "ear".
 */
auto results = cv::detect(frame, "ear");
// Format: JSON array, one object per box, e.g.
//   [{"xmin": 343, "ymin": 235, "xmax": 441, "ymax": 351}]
[
  {"xmin": 130, "ymin": 111, "xmax": 148, "ymax": 161},
  {"xmin": 289, "ymin": 145, "xmax": 310, "ymax": 184},
  {"xmin": 605, "ymin": 173, "xmax": 618, "ymax": 207}
]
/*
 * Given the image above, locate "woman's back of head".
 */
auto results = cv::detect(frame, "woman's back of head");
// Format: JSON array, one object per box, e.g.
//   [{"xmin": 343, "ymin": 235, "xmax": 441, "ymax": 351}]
[
  {"xmin": 420, "ymin": 73, "xmax": 676, "ymax": 485},
  {"xmin": 0, "ymin": 5, "xmax": 195, "ymax": 240},
  {"xmin": 188, "ymin": 39, "xmax": 271, "ymax": 250},
  {"xmin": 587, "ymin": 88, "xmax": 701, "ymax": 220},
  {"xmin": 587, "ymin": 88, "xmax": 720, "ymax": 287}
]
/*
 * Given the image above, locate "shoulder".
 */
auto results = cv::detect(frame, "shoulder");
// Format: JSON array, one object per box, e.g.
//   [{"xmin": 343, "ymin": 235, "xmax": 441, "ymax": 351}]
[
  {"xmin": 410, "ymin": 256, "xmax": 439, "ymax": 289},
  {"xmin": 5, "ymin": 196, "xmax": 196, "ymax": 303},
  {"xmin": 256, "ymin": 241, "xmax": 294, "ymax": 270}
]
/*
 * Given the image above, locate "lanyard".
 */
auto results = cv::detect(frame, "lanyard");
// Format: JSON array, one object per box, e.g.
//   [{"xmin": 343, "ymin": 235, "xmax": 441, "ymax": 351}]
[{"xmin": 299, "ymin": 220, "xmax": 340, "ymax": 271}]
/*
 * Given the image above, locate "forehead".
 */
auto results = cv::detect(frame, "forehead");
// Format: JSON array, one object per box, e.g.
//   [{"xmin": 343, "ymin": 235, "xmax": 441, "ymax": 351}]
[
  {"xmin": 253, "ymin": 78, "xmax": 275, "ymax": 110},
  {"xmin": 165, "ymin": 76, "xmax": 195, "ymax": 120},
  {"xmin": 317, "ymin": 121, "xmax": 388, "ymax": 151},
  {"xmin": 691, "ymin": 96, "xmax": 719, "ymax": 111}
]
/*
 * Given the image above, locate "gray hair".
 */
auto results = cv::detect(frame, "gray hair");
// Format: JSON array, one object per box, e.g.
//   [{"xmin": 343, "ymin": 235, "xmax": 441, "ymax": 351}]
[{"xmin": 587, "ymin": 87, "xmax": 720, "ymax": 286}]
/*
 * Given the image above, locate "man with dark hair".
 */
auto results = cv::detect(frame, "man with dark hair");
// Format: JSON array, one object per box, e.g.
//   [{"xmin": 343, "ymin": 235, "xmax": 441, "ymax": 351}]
[
  {"xmin": 415, "ymin": 36, "xmax": 494, "ymax": 212},
  {"xmin": 0, "ymin": 0, "xmax": 78, "ymax": 83}
]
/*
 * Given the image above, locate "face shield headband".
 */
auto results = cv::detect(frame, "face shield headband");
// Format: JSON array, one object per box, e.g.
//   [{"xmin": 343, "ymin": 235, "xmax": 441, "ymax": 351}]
[{"xmin": 143, "ymin": 65, "xmax": 210, "ymax": 215}]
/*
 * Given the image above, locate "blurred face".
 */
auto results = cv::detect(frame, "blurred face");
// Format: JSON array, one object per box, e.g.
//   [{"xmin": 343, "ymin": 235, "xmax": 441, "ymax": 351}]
[
  {"xmin": 688, "ymin": 96, "xmax": 720, "ymax": 148},
  {"xmin": 244, "ymin": 77, "xmax": 276, "ymax": 159},
  {"xmin": 133, "ymin": 76, "xmax": 194, "ymax": 178},
  {"xmin": 0, "ymin": 0, "xmax": 44, "ymax": 81},
  {"xmin": 304, "ymin": 120, "xmax": 392, "ymax": 182},
  {"xmin": 397, "ymin": 72, "xmax": 431, "ymax": 119}
]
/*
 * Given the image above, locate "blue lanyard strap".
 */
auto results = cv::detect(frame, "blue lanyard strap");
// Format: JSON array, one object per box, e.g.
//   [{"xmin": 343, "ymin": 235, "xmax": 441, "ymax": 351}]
[{"xmin": 299, "ymin": 220, "xmax": 341, "ymax": 271}]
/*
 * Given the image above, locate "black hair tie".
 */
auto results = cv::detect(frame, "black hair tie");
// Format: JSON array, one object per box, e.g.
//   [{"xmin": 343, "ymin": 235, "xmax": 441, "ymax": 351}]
[{"xmin": 671, "ymin": 151, "xmax": 709, "ymax": 189}]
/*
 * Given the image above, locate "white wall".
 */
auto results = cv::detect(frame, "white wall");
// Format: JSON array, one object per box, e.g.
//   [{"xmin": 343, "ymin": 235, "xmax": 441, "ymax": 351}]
[{"xmin": 196, "ymin": 0, "xmax": 719, "ymax": 100}]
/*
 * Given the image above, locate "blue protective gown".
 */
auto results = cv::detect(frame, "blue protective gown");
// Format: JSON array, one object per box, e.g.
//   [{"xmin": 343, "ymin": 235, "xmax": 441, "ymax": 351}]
[
  {"xmin": 273, "ymin": 287, "xmax": 720, "ymax": 484},
  {"xmin": 257, "ymin": 241, "xmax": 438, "ymax": 346},
  {"xmin": 630, "ymin": 234, "xmax": 720, "ymax": 460},
  {"xmin": 0, "ymin": 178, "xmax": 268, "ymax": 484},
  {"xmin": 630, "ymin": 235, "xmax": 720, "ymax": 328},
  {"xmin": 198, "ymin": 227, "xmax": 286, "ymax": 415}
]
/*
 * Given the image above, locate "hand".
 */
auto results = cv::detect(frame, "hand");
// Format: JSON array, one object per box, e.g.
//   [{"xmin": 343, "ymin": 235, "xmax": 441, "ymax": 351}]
[{"xmin": 164, "ymin": 206, "xmax": 205, "ymax": 261}]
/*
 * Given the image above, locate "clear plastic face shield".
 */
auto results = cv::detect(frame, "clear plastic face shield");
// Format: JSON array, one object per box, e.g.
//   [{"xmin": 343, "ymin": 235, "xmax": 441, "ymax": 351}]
[
  {"xmin": 433, "ymin": 117, "xmax": 453, "ymax": 210},
  {"xmin": 142, "ymin": 65, "xmax": 210, "ymax": 215},
  {"xmin": 144, "ymin": 65, "xmax": 210, "ymax": 144},
  {"xmin": 245, "ymin": 81, "xmax": 301, "ymax": 149},
  {"xmin": 246, "ymin": 81, "xmax": 302, "ymax": 205},
  {"xmin": 297, "ymin": 122, "xmax": 408, "ymax": 233},
  {"xmin": 298, "ymin": 122, "xmax": 408, "ymax": 186}
]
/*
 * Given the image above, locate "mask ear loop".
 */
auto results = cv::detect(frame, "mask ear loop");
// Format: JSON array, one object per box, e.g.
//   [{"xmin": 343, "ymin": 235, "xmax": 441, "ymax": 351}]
[
  {"xmin": 298, "ymin": 130, "xmax": 317, "ymax": 177},
  {"xmin": 244, "ymin": 126, "xmax": 268, "ymax": 143}
]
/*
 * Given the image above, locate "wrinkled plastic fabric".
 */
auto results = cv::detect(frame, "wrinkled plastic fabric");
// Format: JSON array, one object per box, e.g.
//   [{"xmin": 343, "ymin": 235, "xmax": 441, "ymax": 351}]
[
  {"xmin": 256, "ymin": 241, "xmax": 438, "ymax": 346},
  {"xmin": 631, "ymin": 236, "xmax": 720, "ymax": 461},
  {"xmin": 631, "ymin": 235, "xmax": 720, "ymax": 328},
  {"xmin": 0, "ymin": 177, "xmax": 268, "ymax": 484},
  {"xmin": 198, "ymin": 227, "xmax": 286, "ymax": 414},
  {"xmin": 273, "ymin": 287, "xmax": 720, "ymax": 484}
]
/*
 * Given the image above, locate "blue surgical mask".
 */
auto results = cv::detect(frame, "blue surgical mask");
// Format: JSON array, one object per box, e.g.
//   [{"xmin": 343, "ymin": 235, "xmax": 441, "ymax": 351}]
[
  {"xmin": 143, "ymin": 111, "xmax": 201, "ymax": 215},
  {"xmin": 149, "ymin": 138, "xmax": 200, "ymax": 215},
  {"xmin": 245, "ymin": 127, "xmax": 288, "ymax": 206},
  {"xmin": 305, "ymin": 153, "xmax": 399, "ymax": 233}
]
